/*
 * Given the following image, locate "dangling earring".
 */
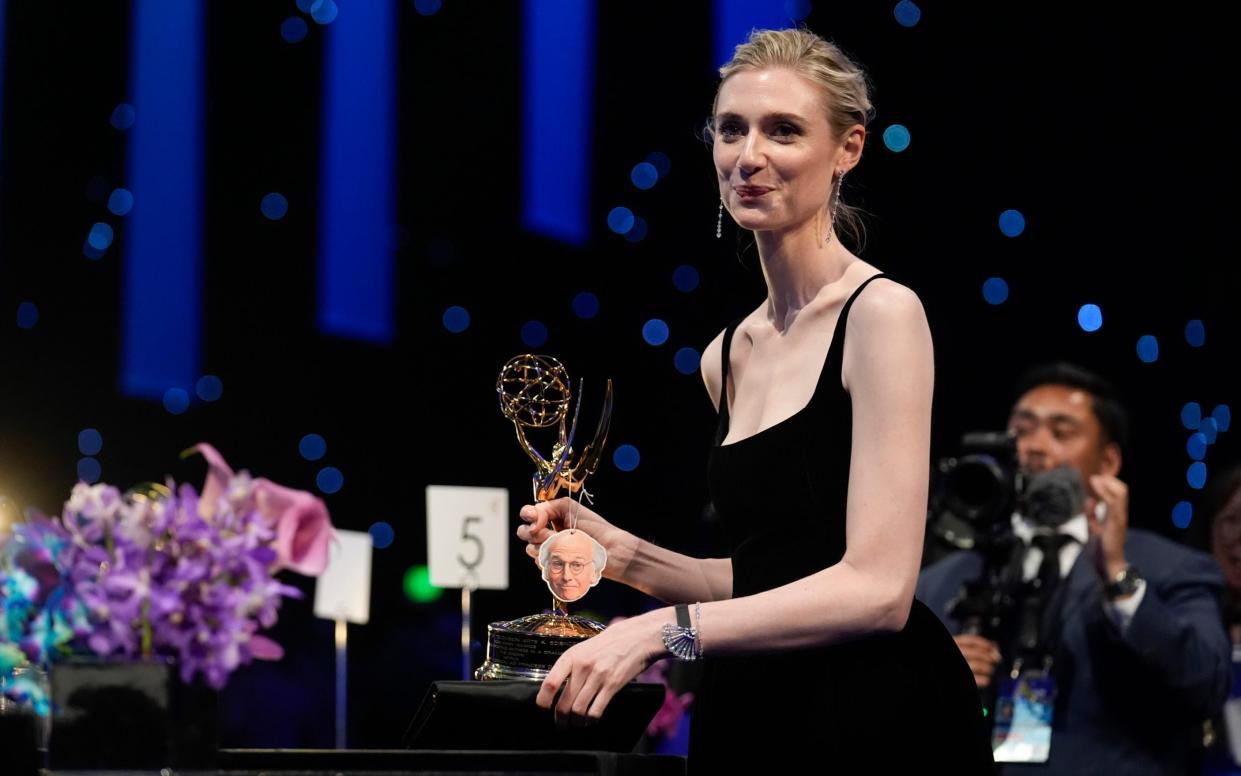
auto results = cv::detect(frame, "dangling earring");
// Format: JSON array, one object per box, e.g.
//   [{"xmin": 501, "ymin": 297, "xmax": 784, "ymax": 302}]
[
  {"xmin": 825, "ymin": 171, "xmax": 845, "ymax": 246},
  {"xmin": 716, "ymin": 198, "xmax": 724, "ymax": 239}
]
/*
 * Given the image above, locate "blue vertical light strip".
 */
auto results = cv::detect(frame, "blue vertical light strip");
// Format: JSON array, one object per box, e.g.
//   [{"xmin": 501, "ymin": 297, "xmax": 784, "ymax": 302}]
[
  {"xmin": 714, "ymin": 0, "xmax": 795, "ymax": 69},
  {"xmin": 121, "ymin": 0, "xmax": 203, "ymax": 399},
  {"xmin": 318, "ymin": 1, "xmax": 396, "ymax": 342},
  {"xmin": 521, "ymin": 0, "xmax": 596, "ymax": 246}
]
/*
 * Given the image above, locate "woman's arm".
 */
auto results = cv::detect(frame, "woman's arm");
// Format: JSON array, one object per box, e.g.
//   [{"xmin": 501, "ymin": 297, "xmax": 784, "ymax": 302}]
[{"xmin": 518, "ymin": 500, "xmax": 732, "ymax": 603}]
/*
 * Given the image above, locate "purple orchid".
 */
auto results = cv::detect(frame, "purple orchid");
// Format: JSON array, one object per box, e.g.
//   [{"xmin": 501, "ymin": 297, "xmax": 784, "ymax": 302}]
[{"xmin": 1, "ymin": 447, "xmax": 335, "ymax": 703}]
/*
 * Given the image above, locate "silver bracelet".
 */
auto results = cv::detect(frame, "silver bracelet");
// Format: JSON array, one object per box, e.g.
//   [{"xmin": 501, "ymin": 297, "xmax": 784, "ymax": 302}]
[
  {"xmin": 694, "ymin": 601, "xmax": 704, "ymax": 658},
  {"xmin": 661, "ymin": 603, "xmax": 700, "ymax": 661}
]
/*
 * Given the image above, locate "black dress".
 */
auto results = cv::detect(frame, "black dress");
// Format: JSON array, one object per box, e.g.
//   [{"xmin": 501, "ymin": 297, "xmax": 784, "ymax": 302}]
[{"xmin": 688, "ymin": 274, "xmax": 994, "ymax": 771}]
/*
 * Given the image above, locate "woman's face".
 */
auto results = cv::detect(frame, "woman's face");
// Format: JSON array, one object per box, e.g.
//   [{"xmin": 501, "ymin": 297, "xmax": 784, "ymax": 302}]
[{"xmin": 712, "ymin": 67, "xmax": 844, "ymax": 234}]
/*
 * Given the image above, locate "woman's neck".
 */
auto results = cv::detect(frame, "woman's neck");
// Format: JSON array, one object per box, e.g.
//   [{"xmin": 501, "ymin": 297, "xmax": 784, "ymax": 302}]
[{"xmin": 755, "ymin": 217, "xmax": 854, "ymax": 332}]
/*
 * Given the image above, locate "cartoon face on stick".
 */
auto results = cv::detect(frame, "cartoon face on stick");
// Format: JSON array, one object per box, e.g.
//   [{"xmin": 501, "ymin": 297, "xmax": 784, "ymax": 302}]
[{"xmin": 538, "ymin": 528, "xmax": 606, "ymax": 603}]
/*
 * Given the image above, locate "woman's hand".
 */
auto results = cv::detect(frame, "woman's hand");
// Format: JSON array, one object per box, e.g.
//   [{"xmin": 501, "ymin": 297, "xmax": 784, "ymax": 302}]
[
  {"xmin": 517, "ymin": 498, "xmax": 626, "ymax": 577},
  {"xmin": 535, "ymin": 608, "xmax": 673, "ymax": 726}
]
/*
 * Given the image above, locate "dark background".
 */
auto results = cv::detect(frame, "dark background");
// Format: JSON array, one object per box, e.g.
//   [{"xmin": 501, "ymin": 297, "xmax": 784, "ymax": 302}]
[{"xmin": 1, "ymin": 0, "xmax": 1236, "ymax": 748}]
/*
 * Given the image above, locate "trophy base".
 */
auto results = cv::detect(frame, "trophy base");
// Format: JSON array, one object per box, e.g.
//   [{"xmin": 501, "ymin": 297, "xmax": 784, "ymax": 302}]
[{"xmin": 475, "ymin": 613, "xmax": 605, "ymax": 681}]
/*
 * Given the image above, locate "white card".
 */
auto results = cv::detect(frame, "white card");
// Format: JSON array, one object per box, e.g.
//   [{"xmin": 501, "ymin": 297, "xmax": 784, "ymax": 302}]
[
  {"xmin": 426, "ymin": 485, "xmax": 509, "ymax": 591},
  {"xmin": 313, "ymin": 529, "xmax": 373, "ymax": 624}
]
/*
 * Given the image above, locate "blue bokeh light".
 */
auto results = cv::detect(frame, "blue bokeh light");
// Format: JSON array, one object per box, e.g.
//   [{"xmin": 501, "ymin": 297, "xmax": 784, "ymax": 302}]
[
  {"xmin": 78, "ymin": 428, "xmax": 103, "ymax": 456},
  {"xmin": 613, "ymin": 444, "xmax": 640, "ymax": 472},
  {"xmin": 281, "ymin": 16, "xmax": 309, "ymax": 43},
  {"xmin": 110, "ymin": 103, "xmax": 135, "ymax": 130},
  {"xmin": 1187, "ymin": 462, "xmax": 1208, "ymax": 490},
  {"xmin": 883, "ymin": 124, "xmax": 911, "ymax": 153},
  {"xmin": 163, "ymin": 388, "xmax": 190, "ymax": 415},
  {"xmin": 572, "ymin": 291, "xmax": 599, "ymax": 319},
  {"xmin": 261, "ymin": 192, "xmax": 289, "ymax": 220},
  {"xmin": 1172, "ymin": 501, "xmax": 1193, "ymax": 530},
  {"xmin": 108, "ymin": 188, "xmax": 134, "ymax": 216},
  {"xmin": 894, "ymin": 0, "xmax": 922, "ymax": 27},
  {"xmin": 675, "ymin": 347, "xmax": 701, "ymax": 375},
  {"xmin": 16, "ymin": 302, "xmax": 38, "ymax": 329},
  {"xmin": 196, "ymin": 375, "xmax": 223, "ymax": 402},
  {"xmin": 442, "ymin": 305, "xmax": 470, "ymax": 333},
  {"xmin": 88, "ymin": 222, "xmax": 114, "ymax": 251},
  {"xmin": 78, "ymin": 457, "xmax": 102, "ymax": 484},
  {"xmin": 521, "ymin": 320, "xmax": 549, "ymax": 348},
  {"xmin": 300, "ymin": 434, "xmax": 327, "ymax": 461},
  {"xmin": 607, "ymin": 207, "xmax": 635, "ymax": 235},
  {"xmin": 982, "ymin": 277, "xmax": 1009, "ymax": 305},
  {"xmin": 1077, "ymin": 304, "xmax": 1103, "ymax": 332},
  {"xmin": 623, "ymin": 216, "xmax": 648, "ymax": 242},
  {"xmin": 1136, "ymin": 335, "xmax": 1159, "ymax": 363},
  {"xmin": 369, "ymin": 521, "xmax": 395, "ymax": 549},
  {"xmin": 673, "ymin": 265, "xmax": 700, "ymax": 293},
  {"xmin": 1185, "ymin": 319, "xmax": 1205, "ymax": 347},
  {"xmin": 1182, "ymin": 402, "xmax": 1202, "ymax": 430},
  {"xmin": 998, "ymin": 209, "xmax": 1026, "ymax": 237},
  {"xmin": 646, "ymin": 152, "xmax": 671, "ymax": 177},
  {"xmin": 1187, "ymin": 433, "xmax": 1208, "ymax": 461},
  {"xmin": 1213, "ymin": 404, "xmax": 1231, "ymax": 432},
  {"xmin": 414, "ymin": 0, "xmax": 443, "ymax": 15},
  {"xmin": 643, "ymin": 319, "xmax": 669, "ymax": 346},
  {"xmin": 317, "ymin": 466, "xmax": 344, "ymax": 494},
  {"xmin": 310, "ymin": 0, "xmax": 339, "ymax": 24},
  {"xmin": 631, "ymin": 162, "xmax": 658, "ymax": 190},
  {"xmin": 1200, "ymin": 418, "xmax": 1219, "ymax": 445}
]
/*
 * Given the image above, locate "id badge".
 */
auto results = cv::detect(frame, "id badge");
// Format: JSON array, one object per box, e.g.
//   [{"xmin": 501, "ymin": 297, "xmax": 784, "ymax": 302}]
[{"xmin": 991, "ymin": 668, "xmax": 1056, "ymax": 763}]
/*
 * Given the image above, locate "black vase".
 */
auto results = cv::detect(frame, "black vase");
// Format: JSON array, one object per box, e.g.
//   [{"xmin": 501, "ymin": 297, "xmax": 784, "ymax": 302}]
[
  {"xmin": 48, "ymin": 656, "xmax": 218, "ymax": 769},
  {"xmin": 0, "ymin": 709, "xmax": 40, "ymax": 776}
]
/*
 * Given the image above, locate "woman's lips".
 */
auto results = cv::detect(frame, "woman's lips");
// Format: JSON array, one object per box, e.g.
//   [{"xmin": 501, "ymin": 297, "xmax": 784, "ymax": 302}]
[{"xmin": 734, "ymin": 186, "xmax": 772, "ymax": 199}]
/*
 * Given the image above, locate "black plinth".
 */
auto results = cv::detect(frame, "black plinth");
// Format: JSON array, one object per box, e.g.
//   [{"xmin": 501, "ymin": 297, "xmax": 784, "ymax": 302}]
[
  {"xmin": 219, "ymin": 747, "xmax": 685, "ymax": 775},
  {"xmin": 405, "ymin": 680, "xmax": 665, "ymax": 753}
]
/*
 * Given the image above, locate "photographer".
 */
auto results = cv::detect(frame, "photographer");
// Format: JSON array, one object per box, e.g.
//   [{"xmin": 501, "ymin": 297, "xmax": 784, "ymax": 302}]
[{"xmin": 917, "ymin": 363, "xmax": 1229, "ymax": 774}]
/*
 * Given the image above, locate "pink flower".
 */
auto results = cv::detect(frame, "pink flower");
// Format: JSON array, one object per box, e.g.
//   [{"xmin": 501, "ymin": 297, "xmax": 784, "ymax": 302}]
[
  {"xmin": 647, "ymin": 684, "xmax": 694, "ymax": 738},
  {"xmin": 188, "ymin": 444, "xmax": 335, "ymax": 576},
  {"xmin": 250, "ymin": 478, "xmax": 333, "ymax": 576}
]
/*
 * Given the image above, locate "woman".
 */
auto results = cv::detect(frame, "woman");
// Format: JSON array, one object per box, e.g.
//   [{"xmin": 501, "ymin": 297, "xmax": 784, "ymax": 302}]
[{"xmin": 517, "ymin": 27, "xmax": 992, "ymax": 770}]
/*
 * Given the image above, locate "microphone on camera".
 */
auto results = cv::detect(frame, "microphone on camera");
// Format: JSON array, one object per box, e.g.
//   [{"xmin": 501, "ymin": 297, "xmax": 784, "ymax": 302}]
[{"xmin": 1020, "ymin": 466, "xmax": 1086, "ymax": 528}]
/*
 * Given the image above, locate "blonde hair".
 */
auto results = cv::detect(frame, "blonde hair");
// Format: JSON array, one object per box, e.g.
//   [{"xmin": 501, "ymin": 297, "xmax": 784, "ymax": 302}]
[{"xmin": 710, "ymin": 28, "xmax": 874, "ymax": 249}]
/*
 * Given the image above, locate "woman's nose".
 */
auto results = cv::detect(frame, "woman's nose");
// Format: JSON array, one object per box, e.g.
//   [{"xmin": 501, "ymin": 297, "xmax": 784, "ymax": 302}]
[{"xmin": 737, "ymin": 131, "xmax": 767, "ymax": 173}]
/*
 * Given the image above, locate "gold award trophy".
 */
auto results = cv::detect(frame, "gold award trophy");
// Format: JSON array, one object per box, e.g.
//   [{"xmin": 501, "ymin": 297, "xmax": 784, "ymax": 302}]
[{"xmin": 475, "ymin": 354, "xmax": 613, "ymax": 681}]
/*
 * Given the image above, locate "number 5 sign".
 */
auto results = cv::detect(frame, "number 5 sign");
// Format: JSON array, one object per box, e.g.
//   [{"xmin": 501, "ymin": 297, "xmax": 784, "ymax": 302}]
[{"xmin": 426, "ymin": 485, "xmax": 509, "ymax": 590}]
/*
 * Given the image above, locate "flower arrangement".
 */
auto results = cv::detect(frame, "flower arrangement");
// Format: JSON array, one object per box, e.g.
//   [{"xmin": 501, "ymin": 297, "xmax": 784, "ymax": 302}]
[{"xmin": 0, "ymin": 444, "xmax": 334, "ymax": 712}]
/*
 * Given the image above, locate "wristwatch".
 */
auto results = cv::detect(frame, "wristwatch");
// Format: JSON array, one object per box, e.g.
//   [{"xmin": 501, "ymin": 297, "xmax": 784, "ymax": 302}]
[
  {"xmin": 661, "ymin": 604, "xmax": 700, "ymax": 661},
  {"xmin": 1104, "ymin": 564, "xmax": 1143, "ymax": 599}
]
